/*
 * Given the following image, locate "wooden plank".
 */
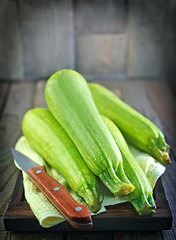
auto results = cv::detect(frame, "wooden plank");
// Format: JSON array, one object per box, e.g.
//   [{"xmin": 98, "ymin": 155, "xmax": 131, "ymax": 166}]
[
  {"xmin": 146, "ymin": 81, "xmax": 176, "ymax": 155},
  {"xmin": 114, "ymin": 231, "xmax": 162, "ymax": 240},
  {"xmin": 117, "ymin": 81, "xmax": 163, "ymax": 130},
  {"xmin": 8, "ymin": 232, "xmax": 64, "ymax": 240},
  {"xmin": 19, "ymin": 0, "xmax": 74, "ymax": 81},
  {"xmin": 9, "ymin": 232, "xmax": 41, "ymax": 240},
  {"xmin": 0, "ymin": 216, "xmax": 5, "ymax": 231},
  {"xmin": 0, "ymin": 0, "xmax": 24, "ymax": 80},
  {"xmin": 0, "ymin": 82, "xmax": 35, "ymax": 215},
  {"xmin": 66, "ymin": 231, "xmax": 114, "ymax": 240},
  {"xmin": 0, "ymin": 231, "xmax": 7, "ymax": 240},
  {"xmin": 34, "ymin": 80, "xmax": 47, "ymax": 108},
  {"xmin": 3, "ymin": 82, "xmax": 35, "ymax": 117},
  {"xmin": 0, "ymin": 171, "xmax": 19, "ymax": 214},
  {"xmin": 75, "ymin": 0, "xmax": 126, "ymax": 35},
  {"xmin": 40, "ymin": 233, "xmax": 63, "ymax": 240},
  {"xmin": 0, "ymin": 82, "xmax": 35, "ymax": 152},
  {"xmin": 0, "ymin": 83, "xmax": 9, "ymax": 115},
  {"xmin": 0, "ymin": 82, "xmax": 35, "ymax": 238},
  {"xmin": 0, "ymin": 160, "xmax": 17, "ymax": 191},
  {"xmin": 161, "ymin": 156, "xmax": 176, "ymax": 239},
  {"xmin": 159, "ymin": 1, "xmax": 176, "ymax": 96},
  {"xmin": 127, "ymin": 1, "xmax": 163, "ymax": 78},
  {"xmin": 0, "ymin": 170, "xmax": 19, "ymax": 204},
  {"xmin": 76, "ymin": 34, "xmax": 127, "ymax": 75},
  {"xmin": 89, "ymin": 80, "xmax": 122, "ymax": 99}
]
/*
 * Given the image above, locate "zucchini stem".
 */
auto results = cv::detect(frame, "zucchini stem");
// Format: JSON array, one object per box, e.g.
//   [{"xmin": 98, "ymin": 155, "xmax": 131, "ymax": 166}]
[{"xmin": 99, "ymin": 167, "xmax": 135, "ymax": 198}]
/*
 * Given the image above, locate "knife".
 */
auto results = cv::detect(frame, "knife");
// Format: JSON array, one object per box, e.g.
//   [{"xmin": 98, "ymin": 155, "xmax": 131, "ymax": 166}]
[{"xmin": 11, "ymin": 148, "xmax": 93, "ymax": 230}]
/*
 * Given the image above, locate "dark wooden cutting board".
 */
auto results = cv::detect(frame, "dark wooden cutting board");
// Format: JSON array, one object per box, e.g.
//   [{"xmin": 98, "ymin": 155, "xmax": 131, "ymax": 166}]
[{"xmin": 4, "ymin": 172, "xmax": 172, "ymax": 232}]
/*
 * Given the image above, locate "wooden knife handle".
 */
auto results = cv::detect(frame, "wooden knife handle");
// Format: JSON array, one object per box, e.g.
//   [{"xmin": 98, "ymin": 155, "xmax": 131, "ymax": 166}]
[{"xmin": 27, "ymin": 166, "xmax": 93, "ymax": 230}]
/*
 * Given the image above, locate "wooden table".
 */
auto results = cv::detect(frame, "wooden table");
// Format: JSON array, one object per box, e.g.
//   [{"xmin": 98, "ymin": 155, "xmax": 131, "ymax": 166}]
[{"xmin": 0, "ymin": 80, "xmax": 175, "ymax": 239}]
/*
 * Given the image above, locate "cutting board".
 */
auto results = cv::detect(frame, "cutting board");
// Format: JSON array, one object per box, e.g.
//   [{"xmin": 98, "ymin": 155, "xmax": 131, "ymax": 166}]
[{"xmin": 4, "ymin": 172, "xmax": 172, "ymax": 231}]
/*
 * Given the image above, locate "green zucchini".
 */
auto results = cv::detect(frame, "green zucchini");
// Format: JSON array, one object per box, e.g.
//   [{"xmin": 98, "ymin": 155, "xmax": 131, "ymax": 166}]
[
  {"xmin": 102, "ymin": 116, "xmax": 156, "ymax": 215},
  {"xmin": 45, "ymin": 69, "xmax": 134, "ymax": 198},
  {"xmin": 22, "ymin": 108, "xmax": 101, "ymax": 213},
  {"xmin": 89, "ymin": 83, "xmax": 170, "ymax": 165}
]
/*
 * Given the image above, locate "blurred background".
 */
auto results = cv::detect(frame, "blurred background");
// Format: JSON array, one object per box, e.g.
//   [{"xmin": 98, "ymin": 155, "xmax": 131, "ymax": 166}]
[{"xmin": 0, "ymin": 0, "xmax": 176, "ymax": 94}]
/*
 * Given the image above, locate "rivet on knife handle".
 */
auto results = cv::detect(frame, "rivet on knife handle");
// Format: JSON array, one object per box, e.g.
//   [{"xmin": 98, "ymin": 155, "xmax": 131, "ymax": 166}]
[{"xmin": 27, "ymin": 165, "xmax": 93, "ymax": 230}]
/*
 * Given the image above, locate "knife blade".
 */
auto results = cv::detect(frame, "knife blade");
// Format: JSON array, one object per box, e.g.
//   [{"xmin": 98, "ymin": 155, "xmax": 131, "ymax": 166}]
[{"xmin": 11, "ymin": 148, "xmax": 93, "ymax": 230}]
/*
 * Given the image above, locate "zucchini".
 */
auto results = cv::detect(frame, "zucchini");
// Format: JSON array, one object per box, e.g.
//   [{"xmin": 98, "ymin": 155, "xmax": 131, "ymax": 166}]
[
  {"xmin": 45, "ymin": 69, "xmax": 134, "ymax": 198},
  {"xmin": 89, "ymin": 83, "xmax": 170, "ymax": 165},
  {"xmin": 128, "ymin": 144, "xmax": 166, "ymax": 189},
  {"xmin": 102, "ymin": 116, "xmax": 156, "ymax": 215},
  {"xmin": 22, "ymin": 108, "xmax": 101, "ymax": 213}
]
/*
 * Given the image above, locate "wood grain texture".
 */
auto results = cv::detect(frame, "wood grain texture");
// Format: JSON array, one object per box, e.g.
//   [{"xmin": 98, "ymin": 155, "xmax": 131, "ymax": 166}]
[
  {"xmin": 127, "ymin": 1, "xmax": 163, "ymax": 78},
  {"xmin": 76, "ymin": 34, "xmax": 127, "ymax": 75},
  {"xmin": 146, "ymin": 81, "xmax": 176, "ymax": 156},
  {"xmin": 0, "ymin": 0, "xmax": 24, "ymax": 80},
  {"xmin": 0, "ymin": 231, "xmax": 7, "ymax": 240},
  {"xmin": 161, "ymin": 157, "xmax": 176, "ymax": 239},
  {"xmin": 0, "ymin": 171, "xmax": 19, "ymax": 226},
  {"xmin": 0, "ymin": 0, "xmax": 175, "ymax": 85},
  {"xmin": 114, "ymin": 231, "xmax": 162, "ymax": 240},
  {"xmin": 0, "ymin": 82, "xmax": 35, "ymax": 238},
  {"xmin": 117, "ymin": 80, "xmax": 163, "ymax": 130},
  {"xmin": 8, "ymin": 232, "xmax": 42, "ymax": 240},
  {"xmin": 19, "ymin": 0, "xmax": 74, "ymax": 81},
  {"xmin": 75, "ymin": 0, "xmax": 126, "ymax": 34},
  {"xmin": 34, "ymin": 80, "xmax": 47, "ymax": 108},
  {"xmin": 66, "ymin": 231, "xmax": 114, "ymax": 240},
  {"xmin": 7, "ymin": 232, "xmax": 64, "ymax": 240},
  {"xmin": 1, "ymin": 82, "xmax": 35, "ymax": 152},
  {"xmin": 0, "ymin": 160, "xmax": 17, "ymax": 191},
  {"xmin": 0, "ymin": 83, "xmax": 9, "ymax": 115},
  {"xmin": 0, "ymin": 169, "xmax": 19, "ymax": 207},
  {"xmin": 163, "ymin": 28, "xmax": 176, "ymax": 96}
]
